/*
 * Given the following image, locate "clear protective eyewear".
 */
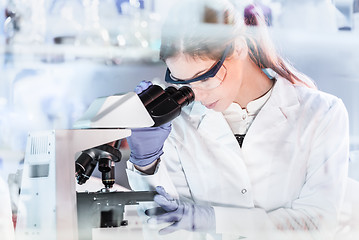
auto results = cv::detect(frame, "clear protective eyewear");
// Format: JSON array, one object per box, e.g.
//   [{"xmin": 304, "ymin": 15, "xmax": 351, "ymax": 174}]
[{"xmin": 165, "ymin": 44, "xmax": 232, "ymax": 90}]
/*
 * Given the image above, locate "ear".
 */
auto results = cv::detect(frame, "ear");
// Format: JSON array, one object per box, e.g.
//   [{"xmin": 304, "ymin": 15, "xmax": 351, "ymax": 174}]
[{"xmin": 233, "ymin": 37, "xmax": 248, "ymax": 60}]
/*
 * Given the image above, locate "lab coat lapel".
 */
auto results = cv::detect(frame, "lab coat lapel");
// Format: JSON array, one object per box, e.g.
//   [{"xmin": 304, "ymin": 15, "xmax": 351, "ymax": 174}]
[
  {"xmin": 186, "ymin": 77, "xmax": 300, "ymax": 148},
  {"xmin": 188, "ymin": 98, "xmax": 254, "ymax": 207},
  {"xmin": 191, "ymin": 102, "xmax": 237, "ymax": 143},
  {"xmin": 243, "ymin": 77, "xmax": 300, "ymax": 148},
  {"xmin": 188, "ymin": 101, "xmax": 243, "ymax": 161}
]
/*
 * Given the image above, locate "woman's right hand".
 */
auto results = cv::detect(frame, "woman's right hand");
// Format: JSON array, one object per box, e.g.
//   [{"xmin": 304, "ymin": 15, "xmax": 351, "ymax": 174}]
[
  {"xmin": 126, "ymin": 81, "xmax": 172, "ymax": 171},
  {"xmin": 126, "ymin": 122, "xmax": 171, "ymax": 167}
]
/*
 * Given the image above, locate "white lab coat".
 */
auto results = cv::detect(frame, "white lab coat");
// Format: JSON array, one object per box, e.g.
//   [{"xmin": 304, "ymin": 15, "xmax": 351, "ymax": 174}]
[{"xmin": 127, "ymin": 76, "xmax": 349, "ymax": 240}]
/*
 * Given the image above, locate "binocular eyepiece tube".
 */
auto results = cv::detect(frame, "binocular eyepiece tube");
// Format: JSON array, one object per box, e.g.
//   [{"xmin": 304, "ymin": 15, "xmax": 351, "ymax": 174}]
[{"xmin": 138, "ymin": 85, "xmax": 195, "ymax": 127}]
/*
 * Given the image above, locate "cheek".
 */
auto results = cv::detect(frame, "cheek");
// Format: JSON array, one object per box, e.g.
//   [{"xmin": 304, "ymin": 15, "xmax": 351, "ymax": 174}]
[
  {"xmin": 221, "ymin": 75, "xmax": 240, "ymax": 100},
  {"xmin": 215, "ymin": 86, "xmax": 238, "ymax": 110},
  {"xmin": 192, "ymin": 88, "xmax": 207, "ymax": 101},
  {"xmin": 193, "ymin": 88, "xmax": 221, "ymax": 102}
]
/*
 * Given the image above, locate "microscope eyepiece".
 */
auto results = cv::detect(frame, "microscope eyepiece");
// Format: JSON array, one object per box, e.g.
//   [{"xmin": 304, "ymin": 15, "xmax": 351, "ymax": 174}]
[
  {"xmin": 170, "ymin": 86, "xmax": 195, "ymax": 106},
  {"xmin": 137, "ymin": 85, "xmax": 165, "ymax": 107},
  {"xmin": 138, "ymin": 85, "xmax": 195, "ymax": 127}
]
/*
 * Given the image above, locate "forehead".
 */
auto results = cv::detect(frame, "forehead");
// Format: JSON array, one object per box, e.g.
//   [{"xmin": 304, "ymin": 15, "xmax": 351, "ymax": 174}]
[{"xmin": 166, "ymin": 54, "xmax": 215, "ymax": 80}]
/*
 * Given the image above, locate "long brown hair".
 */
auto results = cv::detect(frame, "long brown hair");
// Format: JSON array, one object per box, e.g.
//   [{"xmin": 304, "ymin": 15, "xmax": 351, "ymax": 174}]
[{"xmin": 160, "ymin": 0, "xmax": 316, "ymax": 88}]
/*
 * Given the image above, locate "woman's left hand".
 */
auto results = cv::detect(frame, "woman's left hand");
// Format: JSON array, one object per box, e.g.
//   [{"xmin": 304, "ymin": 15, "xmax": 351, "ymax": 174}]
[{"xmin": 145, "ymin": 186, "xmax": 216, "ymax": 235}]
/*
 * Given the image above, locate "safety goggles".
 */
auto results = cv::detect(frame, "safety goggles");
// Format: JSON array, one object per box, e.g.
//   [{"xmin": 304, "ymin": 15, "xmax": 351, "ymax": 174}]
[{"xmin": 165, "ymin": 44, "xmax": 232, "ymax": 90}]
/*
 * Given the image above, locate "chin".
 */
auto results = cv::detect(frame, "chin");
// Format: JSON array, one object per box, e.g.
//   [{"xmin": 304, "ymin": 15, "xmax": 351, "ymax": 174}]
[
  {"xmin": 214, "ymin": 102, "xmax": 230, "ymax": 112},
  {"xmin": 213, "ymin": 104, "xmax": 227, "ymax": 112}
]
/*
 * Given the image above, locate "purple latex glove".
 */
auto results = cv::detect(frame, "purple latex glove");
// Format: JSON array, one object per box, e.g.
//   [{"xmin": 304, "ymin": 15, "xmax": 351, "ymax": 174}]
[
  {"xmin": 146, "ymin": 186, "xmax": 216, "ymax": 235},
  {"xmin": 127, "ymin": 81, "xmax": 171, "ymax": 167},
  {"xmin": 134, "ymin": 80, "xmax": 153, "ymax": 94}
]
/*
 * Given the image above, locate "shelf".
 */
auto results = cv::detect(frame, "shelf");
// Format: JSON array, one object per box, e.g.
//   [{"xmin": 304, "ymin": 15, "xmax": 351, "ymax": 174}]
[{"xmin": 1, "ymin": 43, "xmax": 160, "ymax": 64}]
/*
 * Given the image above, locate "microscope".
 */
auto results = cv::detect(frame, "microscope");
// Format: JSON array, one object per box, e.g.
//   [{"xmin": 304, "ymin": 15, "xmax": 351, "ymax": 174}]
[{"xmin": 15, "ymin": 84, "xmax": 194, "ymax": 240}]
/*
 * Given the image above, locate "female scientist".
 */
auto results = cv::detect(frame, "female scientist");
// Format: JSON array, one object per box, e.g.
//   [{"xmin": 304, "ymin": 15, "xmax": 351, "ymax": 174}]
[{"xmin": 126, "ymin": 0, "xmax": 349, "ymax": 239}]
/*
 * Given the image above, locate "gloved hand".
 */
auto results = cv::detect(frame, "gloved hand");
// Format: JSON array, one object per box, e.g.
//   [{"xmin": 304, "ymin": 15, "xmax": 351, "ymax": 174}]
[
  {"xmin": 134, "ymin": 80, "xmax": 152, "ymax": 94},
  {"xmin": 127, "ymin": 81, "xmax": 172, "ymax": 167},
  {"xmin": 145, "ymin": 186, "xmax": 216, "ymax": 235}
]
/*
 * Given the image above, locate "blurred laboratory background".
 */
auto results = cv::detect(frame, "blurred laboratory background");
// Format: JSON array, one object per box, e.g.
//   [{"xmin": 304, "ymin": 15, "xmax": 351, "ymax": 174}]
[{"xmin": 0, "ymin": 0, "xmax": 359, "ymax": 234}]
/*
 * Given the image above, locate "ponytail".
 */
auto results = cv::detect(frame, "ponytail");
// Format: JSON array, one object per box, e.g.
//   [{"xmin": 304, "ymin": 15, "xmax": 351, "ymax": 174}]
[{"xmin": 243, "ymin": 4, "xmax": 316, "ymax": 88}]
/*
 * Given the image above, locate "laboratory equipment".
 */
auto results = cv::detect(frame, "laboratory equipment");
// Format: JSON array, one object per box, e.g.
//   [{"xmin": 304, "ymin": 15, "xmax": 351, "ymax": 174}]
[
  {"xmin": 15, "ymin": 84, "xmax": 195, "ymax": 240},
  {"xmin": 334, "ymin": 0, "xmax": 354, "ymax": 30},
  {"xmin": 15, "ymin": 129, "xmax": 148, "ymax": 240},
  {"xmin": 75, "ymin": 140, "xmax": 122, "ymax": 188},
  {"xmin": 74, "ymin": 84, "xmax": 194, "ymax": 129},
  {"xmin": 137, "ymin": 84, "xmax": 194, "ymax": 126},
  {"xmin": 4, "ymin": 0, "xmax": 47, "ymax": 45},
  {"xmin": 74, "ymin": 83, "xmax": 194, "ymax": 186},
  {"xmin": 75, "ymin": 0, "xmax": 110, "ymax": 47}
]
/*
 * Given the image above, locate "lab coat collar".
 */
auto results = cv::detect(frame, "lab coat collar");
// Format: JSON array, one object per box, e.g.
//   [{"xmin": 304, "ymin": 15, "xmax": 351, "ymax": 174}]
[
  {"xmin": 265, "ymin": 76, "xmax": 300, "ymax": 111},
  {"xmin": 187, "ymin": 76, "xmax": 300, "ymax": 121},
  {"xmin": 261, "ymin": 76, "xmax": 301, "ymax": 125},
  {"xmin": 184, "ymin": 76, "xmax": 301, "ymax": 145},
  {"xmin": 243, "ymin": 76, "xmax": 300, "ymax": 147}
]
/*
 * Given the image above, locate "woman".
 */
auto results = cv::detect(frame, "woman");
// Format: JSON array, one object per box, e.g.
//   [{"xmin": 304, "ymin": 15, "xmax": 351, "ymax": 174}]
[{"xmin": 126, "ymin": 0, "xmax": 349, "ymax": 239}]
